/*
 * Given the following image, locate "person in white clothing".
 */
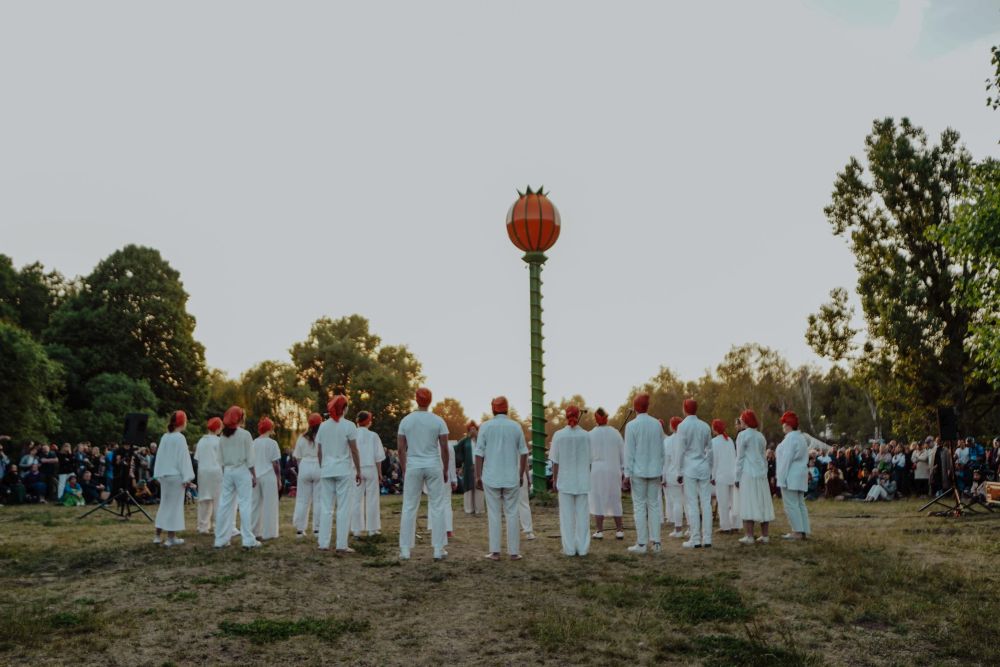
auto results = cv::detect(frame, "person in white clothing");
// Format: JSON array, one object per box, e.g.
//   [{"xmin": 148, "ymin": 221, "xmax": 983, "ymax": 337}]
[
  {"xmin": 710, "ymin": 418, "xmax": 738, "ymax": 533},
  {"xmin": 317, "ymin": 395, "xmax": 362, "ymax": 553},
  {"xmin": 153, "ymin": 411, "xmax": 195, "ymax": 547},
  {"xmin": 776, "ymin": 411, "xmax": 810, "ymax": 540},
  {"xmin": 213, "ymin": 406, "xmax": 261, "ymax": 549},
  {"xmin": 734, "ymin": 409, "xmax": 774, "ymax": 545},
  {"xmin": 352, "ymin": 411, "xmax": 386, "ymax": 537},
  {"xmin": 624, "ymin": 394, "xmax": 665, "ymax": 554},
  {"xmin": 397, "ymin": 387, "xmax": 451, "ymax": 561},
  {"xmin": 551, "ymin": 405, "xmax": 591, "ymax": 556},
  {"xmin": 517, "ymin": 466, "xmax": 536, "ymax": 541},
  {"xmin": 675, "ymin": 399, "xmax": 714, "ymax": 549},
  {"xmin": 431, "ymin": 436, "xmax": 458, "ymax": 539},
  {"xmin": 663, "ymin": 416, "xmax": 686, "ymax": 538},
  {"xmin": 292, "ymin": 413, "xmax": 323, "ymax": 538},
  {"xmin": 589, "ymin": 408, "xmax": 625, "ymax": 540},
  {"xmin": 476, "ymin": 396, "xmax": 529, "ymax": 561},
  {"xmin": 193, "ymin": 417, "xmax": 224, "ymax": 535},
  {"xmin": 251, "ymin": 417, "xmax": 281, "ymax": 541}
]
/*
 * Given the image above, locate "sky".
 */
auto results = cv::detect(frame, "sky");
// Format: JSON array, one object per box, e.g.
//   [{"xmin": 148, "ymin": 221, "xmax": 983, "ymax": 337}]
[{"xmin": 2, "ymin": 0, "xmax": 999, "ymax": 418}]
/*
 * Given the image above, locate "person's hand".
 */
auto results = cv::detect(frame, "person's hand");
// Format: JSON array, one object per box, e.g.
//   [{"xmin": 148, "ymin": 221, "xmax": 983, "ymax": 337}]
[
  {"xmin": 734, "ymin": 481, "xmax": 740, "ymax": 489},
  {"xmin": 443, "ymin": 469, "xmax": 448, "ymax": 484},
  {"xmin": 476, "ymin": 479, "xmax": 483, "ymax": 491},
  {"xmin": 451, "ymin": 482, "xmax": 457, "ymax": 491},
  {"xmin": 252, "ymin": 476, "xmax": 258, "ymax": 488},
  {"xmin": 676, "ymin": 476, "xmax": 683, "ymax": 485},
  {"xmin": 622, "ymin": 477, "xmax": 631, "ymax": 492},
  {"xmin": 710, "ymin": 479, "xmax": 716, "ymax": 486},
  {"xmin": 355, "ymin": 473, "xmax": 362, "ymax": 486}
]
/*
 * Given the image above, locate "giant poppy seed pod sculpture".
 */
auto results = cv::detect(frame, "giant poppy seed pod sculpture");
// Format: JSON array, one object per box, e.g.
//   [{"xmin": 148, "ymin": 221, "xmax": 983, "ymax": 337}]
[{"xmin": 506, "ymin": 186, "xmax": 561, "ymax": 492}]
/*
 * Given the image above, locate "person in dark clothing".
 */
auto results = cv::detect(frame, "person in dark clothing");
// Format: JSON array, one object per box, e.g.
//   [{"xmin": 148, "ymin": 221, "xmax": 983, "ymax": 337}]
[
  {"xmin": 1, "ymin": 465, "xmax": 26, "ymax": 504},
  {"xmin": 24, "ymin": 464, "xmax": 47, "ymax": 503},
  {"xmin": 80, "ymin": 470, "xmax": 106, "ymax": 504},
  {"xmin": 38, "ymin": 445, "xmax": 59, "ymax": 500}
]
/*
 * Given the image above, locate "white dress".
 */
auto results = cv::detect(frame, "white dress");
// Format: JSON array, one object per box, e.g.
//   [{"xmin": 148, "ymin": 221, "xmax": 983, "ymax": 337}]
[
  {"xmin": 153, "ymin": 431, "xmax": 195, "ymax": 531},
  {"xmin": 588, "ymin": 426, "xmax": 624, "ymax": 517},
  {"xmin": 735, "ymin": 428, "xmax": 774, "ymax": 523}
]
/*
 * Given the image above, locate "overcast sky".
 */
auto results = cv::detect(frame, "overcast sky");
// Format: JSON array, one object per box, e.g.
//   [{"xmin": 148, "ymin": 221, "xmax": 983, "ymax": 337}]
[{"xmin": 2, "ymin": 1, "xmax": 999, "ymax": 418}]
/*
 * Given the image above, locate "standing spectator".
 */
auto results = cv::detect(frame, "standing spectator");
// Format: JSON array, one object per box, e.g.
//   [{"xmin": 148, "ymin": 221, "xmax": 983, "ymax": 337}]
[
  {"xmin": 766, "ymin": 448, "xmax": 778, "ymax": 496},
  {"xmin": 24, "ymin": 463, "xmax": 47, "ymax": 502},
  {"xmin": 2, "ymin": 464, "xmax": 27, "ymax": 504},
  {"xmin": 56, "ymin": 443, "xmax": 75, "ymax": 498},
  {"xmin": 892, "ymin": 444, "xmax": 909, "ymax": 497},
  {"xmin": 19, "ymin": 444, "xmax": 39, "ymax": 478},
  {"xmin": 0, "ymin": 441, "xmax": 10, "ymax": 476},
  {"xmin": 39, "ymin": 445, "xmax": 59, "ymax": 500},
  {"xmin": 912, "ymin": 441, "xmax": 931, "ymax": 496}
]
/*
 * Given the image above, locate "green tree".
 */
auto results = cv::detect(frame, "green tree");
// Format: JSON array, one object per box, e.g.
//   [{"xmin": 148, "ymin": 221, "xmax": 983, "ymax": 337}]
[
  {"xmin": 432, "ymin": 397, "xmax": 470, "ymax": 440},
  {"xmin": 238, "ymin": 360, "xmax": 312, "ymax": 446},
  {"xmin": 544, "ymin": 395, "xmax": 596, "ymax": 442},
  {"xmin": 59, "ymin": 373, "xmax": 159, "ymax": 445},
  {"xmin": 0, "ymin": 321, "xmax": 63, "ymax": 440},
  {"xmin": 0, "ymin": 256, "xmax": 71, "ymax": 338}
]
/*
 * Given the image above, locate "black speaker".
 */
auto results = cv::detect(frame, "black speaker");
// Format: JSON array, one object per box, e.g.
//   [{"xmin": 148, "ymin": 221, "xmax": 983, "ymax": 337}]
[
  {"xmin": 937, "ymin": 407, "xmax": 959, "ymax": 441},
  {"xmin": 123, "ymin": 413, "xmax": 149, "ymax": 446}
]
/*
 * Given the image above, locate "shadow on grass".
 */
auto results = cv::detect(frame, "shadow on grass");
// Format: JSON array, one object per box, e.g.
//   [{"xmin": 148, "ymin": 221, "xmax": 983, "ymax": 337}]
[{"xmin": 218, "ymin": 617, "xmax": 369, "ymax": 644}]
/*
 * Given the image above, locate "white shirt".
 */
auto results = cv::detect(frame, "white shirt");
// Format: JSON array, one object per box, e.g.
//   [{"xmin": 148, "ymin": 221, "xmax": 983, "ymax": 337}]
[
  {"xmin": 356, "ymin": 427, "xmax": 387, "ymax": 468},
  {"xmin": 550, "ymin": 425, "xmax": 591, "ymax": 495},
  {"xmin": 474, "ymin": 414, "xmax": 529, "ymax": 489},
  {"xmin": 253, "ymin": 436, "xmax": 281, "ymax": 478},
  {"xmin": 193, "ymin": 435, "xmax": 222, "ymax": 472},
  {"xmin": 624, "ymin": 413, "xmax": 665, "ymax": 479},
  {"xmin": 663, "ymin": 434, "xmax": 680, "ymax": 484},
  {"xmin": 675, "ymin": 415, "xmax": 713, "ymax": 480},
  {"xmin": 317, "ymin": 418, "xmax": 359, "ymax": 478},
  {"xmin": 776, "ymin": 430, "xmax": 809, "ymax": 491},
  {"xmin": 398, "ymin": 410, "xmax": 449, "ymax": 470},
  {"xmin": 589, "ymin": 426, "xmax": 624, "ymax": 470},
  {"xmin": 153, "ymin": 431, "xmax": 195, "ymax": 482},
  {"xmin": 735, "ymin": 428, "xmax": 767, "ymax": 480},
  {"xmin": 292, "ymin": 435, "xmax": 319, "ymax": 461},
  {"xmin": 218, "ymin": 428, "xmax": 255, "ymax": 469},
  {"xmin": 711, "ymin": 435, "xmax": 737, "ymax": 485}
]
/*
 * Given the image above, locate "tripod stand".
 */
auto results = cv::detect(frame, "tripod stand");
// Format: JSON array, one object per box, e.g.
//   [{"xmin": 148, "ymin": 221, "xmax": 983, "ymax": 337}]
[{"xmin": 77, "ymin": 487, "xmax": 152, "ymax": 522}]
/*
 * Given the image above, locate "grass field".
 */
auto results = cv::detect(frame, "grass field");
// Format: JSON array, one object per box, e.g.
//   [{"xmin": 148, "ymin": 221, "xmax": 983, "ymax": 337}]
[{"xmin": 1, "ymin": 493, "xmax": 998, "ymax": 666}]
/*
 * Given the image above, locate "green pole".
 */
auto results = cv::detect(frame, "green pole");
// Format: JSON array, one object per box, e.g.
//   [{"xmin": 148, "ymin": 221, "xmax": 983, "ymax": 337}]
[{"xmin": 524, "ymin": 251, "xmax": 548, "ymax": 494}]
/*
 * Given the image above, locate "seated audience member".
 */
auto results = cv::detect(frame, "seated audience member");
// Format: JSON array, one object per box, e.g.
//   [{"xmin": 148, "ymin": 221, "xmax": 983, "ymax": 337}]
[
  {"xmin": 966, "ymin": 470, "xmax": 987, "ymax": 502},
  {"xmin": 824, "ymin": 465, "xmax": 845, "ymax": 499},
  {"xmin": 806, "ymin": 456, "xmax": 820, "ymax": 500},
  {"xmin": 61, "ymin": 474, "xmax": 85, "ymax": 506},
  {"xmin": 134, "ymin": 479, "xmax": 154, "ymax": 504},
  {"xmin": 864, "ymin": 471, "xmax": 896, "ymax": 502},
  {"xmin": 24, "ymin": 464, "xmax": 47, "ymax": 503},
  {"xmin": 1, "ymin": 465, "xmax": 26, "ymax": 505},
  {"xmin": 80, "ymin": 471, "xmax": 107, "ymax": 504}
]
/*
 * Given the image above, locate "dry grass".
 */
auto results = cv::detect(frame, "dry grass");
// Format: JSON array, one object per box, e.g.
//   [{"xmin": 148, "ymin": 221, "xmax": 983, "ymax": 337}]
[{"xmin": 1, "ymin": 494, "xmax": 998, "ymax": 666}]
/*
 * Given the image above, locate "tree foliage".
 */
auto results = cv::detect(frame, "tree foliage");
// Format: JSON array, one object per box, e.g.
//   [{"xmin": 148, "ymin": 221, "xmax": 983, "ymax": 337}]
[
  {"xmin": 59, "ymin": 373, "xmax": 159, "ymax": 445},
  {"xmin": 432, "ymin": 397, "xmax": 470, "ymax": 440},
  {"xmin": 0, "ymin": 321, "xmax": 63, "ymax": 440}
]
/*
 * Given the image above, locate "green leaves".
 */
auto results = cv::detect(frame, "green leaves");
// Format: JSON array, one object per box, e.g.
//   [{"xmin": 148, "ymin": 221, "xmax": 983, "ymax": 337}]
[{"xmin": 0, "ymin": 321, "xmax": 63, "ymax": 440}]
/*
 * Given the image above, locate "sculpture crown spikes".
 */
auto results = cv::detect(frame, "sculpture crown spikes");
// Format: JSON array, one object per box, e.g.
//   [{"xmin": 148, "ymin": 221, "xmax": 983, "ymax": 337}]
[{"xmin": 506, "ymin": 186, "xmax": 560, "ymax": 254}]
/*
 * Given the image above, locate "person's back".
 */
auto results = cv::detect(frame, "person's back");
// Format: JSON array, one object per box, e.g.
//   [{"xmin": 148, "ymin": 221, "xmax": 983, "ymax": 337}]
[
  {"xmin": 477, "ymin": 414, "xmax": 527, "ymax": 489},
  {"xmin": 624, "ymin": 413, "xmax": 664, "ymax": 479},
  {"xmin": 676, "ymin": 415, "xmax": 713, "ymax": 480},
  {"xmin": 398, "ymin": 411, "xmax": 448, "ymax": 470}
]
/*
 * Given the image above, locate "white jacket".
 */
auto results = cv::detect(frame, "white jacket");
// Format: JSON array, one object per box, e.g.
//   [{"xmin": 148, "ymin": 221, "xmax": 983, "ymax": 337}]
[
  {"xmin": 711, "ymin": 435, "xmax": 737, "ymax": 486},
  {"xmin": 675, "ymin": 415, "xmax": 713, "ymax": 480},
  {"xmin": 776, "ymin": 430, "xmax": 809, "ymax": 492},
  {"xmin": 624, "ymin": 414, "xmax": 665, "ymax": 479},
  {"xmin": 735, "ymin": 428, "xmax": 767, "ymax": 480}
]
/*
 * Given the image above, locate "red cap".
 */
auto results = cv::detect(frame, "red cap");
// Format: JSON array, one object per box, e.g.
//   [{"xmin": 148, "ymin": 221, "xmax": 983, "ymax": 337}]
[
  {"xmin": 739, "ymin": 409, "xmax": 759, "ymax": 429},
  {"xmin": 683, "ymin": 398, "xmax": 697, "ymax": 415},
  {"xmin": 206, "ymin": 417, "xmax": 223, "ymax": 432},
  {"xmin": 491, "ymin": 396, "xmax": 509, "ymax": 415},
  {"xmin": 594, "ymin": 409, "xmax": 608, "ymax": 426},
  {"xmin": 415, "ymin": 387, "xmax": 432, "ymax": 408},
  {"xmin": 258, "ymin": 417, "xmax": 274, "ymax": 435},
  {"xmin": 711, "ymin": 419, "xmax": 729, "ymax": 440},
  {"xmin": 327, "ymin": 395, "xmax": 348, "ymax": 422},
  {"xmin": 356, "ymin": 411, "xmax": 372, "ymax": 427},
  {"xmin": 780, "ymin": 411, "xmax": 799, "ymax": 429},
  {"xmin": 633, "ymin": 394, "xmax": 650, "ymax": 413},
  {"xmin": 172, "ymin": 410, "xmax": 187, "ymax": 429},
  {"xmin": 565, "ymin": 405, "xmax": 581, "ymax": 427},
  {"xmin": 307, "ymin": 413, "xmax": 323, "ymax": 428},
  {"xmin": 669, "ymin": 416, "xmax": 682, "ymax": 432},
  {"xmin": 223, "ymin": 406, "xmax": 244, "ymax": 429}
]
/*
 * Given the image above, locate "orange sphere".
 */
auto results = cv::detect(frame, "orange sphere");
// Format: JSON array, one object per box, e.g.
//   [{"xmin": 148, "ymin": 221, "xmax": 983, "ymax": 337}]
[{"xmin": 506, "ymin": 186, "xmax": 560, "ymax": 253}]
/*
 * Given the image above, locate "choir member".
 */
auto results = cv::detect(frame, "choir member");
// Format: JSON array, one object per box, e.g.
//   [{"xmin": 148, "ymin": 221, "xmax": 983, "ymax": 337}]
[
  {"xmin": 517, "ymin": 466, "xmax": 536, "ymax": 541},
  {"xmin": 476, "ymin": 396, "xmax": 529, "ymax": 561},
  {"xmin": 675, "ymin": 399, "xmax": 714, "ymax": 549},
  {"xmin": 624, "ymin": 393, "xmax": 665, "ymax": 554},
  {"xmin": 193, "ymin": 417, "xmax": 223, "ymax": 535},
  {"xmin": 292, "ymin": 413, "xmax": 323, "ymax": 538},
  {"xmin": 735, "ymin": 409, "xmax": 773, "ymax": 544},
  {"xmin": 213, "ymin": 406, "xmax": 261, "ymax": 549},
  {"xmin": 317, "ymin": 395, "xmax": 361, "ymax": 553},
  {"xmin": 711, "ymin": 418, "xmax": 738, "ymax": 534},
  {"xmin": 776, "ymin": 411, "xmax": 810, "ymax": 540},
  {"xmin": 663, "ymin": 416, "xmax": 686, "ymax": 538},
  {"xmin": 251, "ymin": 417, "xmax": 281, "ymax": 541},
  {"xmin": 551, "ymin": 405, "xmax": 591, "ymax": 556},
  {"xmin": 351, "ymin": 411, "xmax": 386, "ymax": 537},
  {"xmin": 588, "ymin": 407, "xmax": 625, "ymax": 540},
  {"xmin": 153, "ymin": 410, "xmax": 195, "ymax": 547}
]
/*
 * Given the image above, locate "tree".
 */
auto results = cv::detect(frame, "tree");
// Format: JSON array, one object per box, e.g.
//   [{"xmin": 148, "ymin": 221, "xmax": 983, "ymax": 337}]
[
  {"xmin": 0, "ymin": 255, "xmax": 71, "ymax": 338},
  {"xmin": 0, "ymin": 321, "xmax": 63, "ymax": 440},
  {"xmin": 611, "ymin": 366, "xmax": 687, "ymax": 429},
  {"xmin": 544, "ymin": 395, "xmax": 596, "ymax": 441},
  {"xmin": 238, "ymin": 360, "xmax": 312, "ymax": 445},
  {"xmin": 816, "ymin": 118, "xmax": 979, "ymax": 432},
  {"xmin": 59, "ymin": 373, "xmax": 159, "ymax": 445},
  {"xmin": 432, "ymin": 397, "xmax": 470, "ymax": 440},
  {"xmin": 45, "ymin": 245, "xmax": 209, "ymax": 419},
  {"xmin": 988, "ymin": 44, "xmax": 1000, "ymax": 118}
]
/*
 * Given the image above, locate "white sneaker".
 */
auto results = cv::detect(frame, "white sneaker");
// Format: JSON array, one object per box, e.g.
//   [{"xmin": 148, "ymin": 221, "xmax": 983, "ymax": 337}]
[
  {"xmin": 243, "ymin": 540, "xmax": 262, "ymax": 550},
  {"xmin": 399, "ymin": 551, "xmax": 410, "ymax": 561},
  {"xmin": 615, "ymin": 531, "xmax": 625, "ymax": 540},
  {"xmin": 681, "ymin": 540, "xmax": 701, "ymax": 549},
  {"xmin": 433, "ymin": 550, "xmax": 448, "ymax": 561},
  {"xmin": 668, "ymin": 530, "xmax": 684, "ymax": 538},
  {"xmin": 738, "ymin": 536, "xmax": 755, "ymax": 546},
  {"xmin": 165, "ymin": 537, "xmax": 185, "ymax": 547},
  {"xmin": 152, "ymin": 535, "xmax": 162, "ymax": 545},
  {"xmin": 756, "ymin": 536, "xmax": 770, "ymax": 544},
  {"xmin": 524, "ymin": 532, "xmax": 537, "ymax": 541},
  {"xmin": 627, "ymin": 543, "xmax": 647, "ymax": 554},
  {"xmin": 651, "ymin": 542, "xmax": 662, "ymax": 553},
  {"xmin": 592, "ymin": 531, "xmax": 604, "ymax": 540},
  {"xmin": 781, "ymin": 533, "xmax": 797, "ymax": 540}
]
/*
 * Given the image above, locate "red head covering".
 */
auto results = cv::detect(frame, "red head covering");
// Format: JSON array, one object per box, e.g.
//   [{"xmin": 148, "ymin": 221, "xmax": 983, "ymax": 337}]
[
  {"xmin": 683, "ymin": 398, "xmax": 698, "ymax": 416},
  {"xmin": 711, "ymin": 418, "xmax": 729, "ymax": 440},
  {"xmin": 415, "ymin": 387, "xmax": 432, "ymax": 408},
  {"xmin": 307, "ymin": 412, "xmax": 323, "ymax": 428},
  {"xmin": 356, "ymin": 411, "xmax": 372, "ymax": 427},
  {"xmin": 327, "ymin": 395, "xmax": 348, "ymax": 422},
  {"xmin": 172, "ymin": 410, "xmax": 187, "ymax": 429},
  {"xmin": 780, "ymin": 411, "xmax": 799, "ymax": 429},
  {"xmin": 491, "ymin": 396, "xmax": 509, "ymax": 415},
  {"xmin": 206, "ymin": 417, "xmax": 223, "ymax": 433},
  {"xmin": 565, "ymin": 405, "xmax": 581, "ymax": 427},
  {"xmin": 223, "ymin": 406, "xmax": 244, "ymax": 429},
  {"xmin": 739, "ymin": 409, "xmax": 759, "ymax": 429},
  {"xmin": 669, "ymin": 416, "xmax": 682, "ymax": 432},
  {"xmin": 258, "ymin": 417, "xmax": 274, "ymax": 435},
  {"xmin": 594, "ymin": 409, "xmax": 608, "ymax": 426},
  {"xmin": 633, "ymin": 393, "xmax": 650, "ymax": 414}
]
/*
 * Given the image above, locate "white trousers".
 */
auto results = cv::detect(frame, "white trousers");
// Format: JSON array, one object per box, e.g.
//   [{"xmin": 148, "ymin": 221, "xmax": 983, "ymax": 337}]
[
  {"xmin": 782, "ymin": 488, "xmax": 811, "ymax": 534},
  {"xmin": 715, "ymin": 482, "xmax": 737, "ymax": 530},
  {"xmin": 463, "ymin": 488, "xmax": 485, "ymax": 514},
  {"xmin": 558, "ymin": 492, "xmax": 590, "ymax": 556},
  {"xmin": 214, "ymin": 467, "xmax": 255, "ymax": 547},
  {"xmin": 196, "ymin": 468, "xmax": 222, "ymax": 533},
  {"xmin": 685, "ymin": 478, "xmax": 713, "ymax": 545},
  {"xmin": 319, "ymin": 475, "xmax": 353, "ymax": 550},
  {"xmin": 518, "ymin": 476, "xmax": 533, "ymax": 532},
  {"xmin": 155, "ymin": 475, "xmax": 186, "ymax": 532},
  {"xmin": 352, "ymin": 465, "xmax": 381, "ymax": 534},
  {"xmin": 293, "ymin": 459, "xmax": 321, "ymax": 534},
  {"xmin": 399, "ymin": 467, "xmax": 447, "ymax": 556},
  {"xmin": 252, "ymin": 472, "xmax": 279, "ymax": 540},
  {"xmin": 665, "ymin": 484, "xmax": 686, "ymax": 528},
  {"xmin": 484, "ymin": 484, "xmax": 521, "ymax": 555},
  {"xmin": 631, "ymin": 476, "xmax": 662, "ymax": 546}
]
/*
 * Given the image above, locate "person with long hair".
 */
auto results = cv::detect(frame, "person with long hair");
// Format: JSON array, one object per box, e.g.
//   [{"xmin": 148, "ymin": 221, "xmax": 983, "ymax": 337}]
[
  {"xmin": 351, "ymin": 411, "xmax": 386, "ymax": 537},
  {"xmin": 317, "ymin": 395, "xmax": 362, "ymax": 553},
  {"xmin": 153, "ymin": 411, "xmax": 195, "ymax": 547},
  {"xmin": 711, "ymin": 418, "xmax": 738, "ymax": 534},
  {"xmin": 776, "ymin": 411, "xmax": 810, "ymax": 540},
  {"xmin": 735, "ymin": 409, "xmax": 774, "ymax": 545},
  {"xmin": 213, "ymin": 406, "xmax": 260, "ymax": 550},
  {"xmin": 194, "ymin": 417, "xmax": 224, "ymax": 534},
  {"xmin": 292, "ymin": 413, "xmax": 323, "ymax": 538},
  {"xmin": 251, "ymin": 417, "xmax": 281, "ymax": 541},
  {"xmin": 588, "ymin": 407, "xmax": 625, "ymax": 540}
]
